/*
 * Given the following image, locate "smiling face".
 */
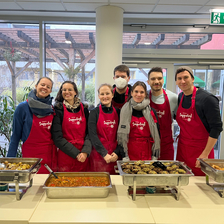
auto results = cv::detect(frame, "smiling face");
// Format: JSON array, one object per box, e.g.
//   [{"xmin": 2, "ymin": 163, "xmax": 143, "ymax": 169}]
[
  {"xmin": 147, "ymin": 71, "xmax": 164, "ymax": 93},
  {"xmin": 176, "ymin": 70, "xmax": 194, "ymax": 95},
  {"xmin": 35, "ymin": 78, "xmax": 52, "ymax": 98},
  {"xmin": 98, "ymin": 85, "xmax": 113, "ymax": 107},
  {"xmin": 61, "ymin": 83, "xmax": 77, "ymax": 105},
  {"xmin": 131, "ymin": 85, "xmax": 146, "ymax": 103}
]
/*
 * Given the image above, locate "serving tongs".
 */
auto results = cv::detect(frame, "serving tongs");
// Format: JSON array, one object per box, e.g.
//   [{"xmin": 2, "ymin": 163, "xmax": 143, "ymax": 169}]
[
  {"xmin": 152, "ymin": 161, "xmax": 179, "ymax": 170},
  {"xmin": 44, "ymin": 164, "xmax": 58, "ymax": 179}
]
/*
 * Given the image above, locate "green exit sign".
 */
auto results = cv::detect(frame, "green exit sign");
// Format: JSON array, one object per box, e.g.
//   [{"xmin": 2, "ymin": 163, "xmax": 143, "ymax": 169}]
[{"xmin": 210, "ymin": 12, "xmax": 224, "ymax": 25}]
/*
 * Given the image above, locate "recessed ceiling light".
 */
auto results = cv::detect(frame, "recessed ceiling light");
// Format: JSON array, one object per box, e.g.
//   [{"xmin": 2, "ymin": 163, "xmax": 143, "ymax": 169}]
[{"xmin": 144, "ymin": 42, "xmax": 151, "ymax": 45}]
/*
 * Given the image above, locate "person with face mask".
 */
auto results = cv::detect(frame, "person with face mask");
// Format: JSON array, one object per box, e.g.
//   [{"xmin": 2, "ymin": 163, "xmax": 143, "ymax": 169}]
[
  {"xmin": 147, "ymin": 67, "xmax": 178, "ymax": 160},
  {"xmin": 112, "ymin": 65, "xmax": 132, "ymax": 109},
  {"xmin": 88, "ymin": 84, "xmax": 124, "ymax": 174},
  {"xmin": 7, "ymin": 77, "xmax": 56, "ymax": 174}
]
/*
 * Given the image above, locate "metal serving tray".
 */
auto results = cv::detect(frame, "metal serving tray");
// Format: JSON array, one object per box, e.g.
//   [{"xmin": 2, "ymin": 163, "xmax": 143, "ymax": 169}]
[
  {"xmin": 0, "ymin": 157, "xmax": 42, "ymax": 200},
  {"xmin": 116, "ymin": 160, "xmax": 194, "ymax": 200},
  {"xmin": 198, "ymin": 158, "xmax": 224, "ymax": 198},
  {"xmin": 43, "ymin": 172, "xmax": 112, "ymax": 199}
]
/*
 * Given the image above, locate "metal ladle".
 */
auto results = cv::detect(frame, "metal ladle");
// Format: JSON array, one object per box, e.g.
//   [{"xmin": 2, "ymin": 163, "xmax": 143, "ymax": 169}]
[{"xmin": 44, "ymin": 164, "xmax": 58, "ymax": 179}]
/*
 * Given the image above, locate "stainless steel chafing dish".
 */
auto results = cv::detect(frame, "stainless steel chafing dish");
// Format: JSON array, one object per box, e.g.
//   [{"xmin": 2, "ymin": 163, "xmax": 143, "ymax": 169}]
[
  {"xmin": 198, "ymin": 158, "xmax": 224, "ymax": 198},
  {"xmin": 0, "ymin": 157, "xmax": 42, "ymax": 200},
  {"xmin": 116, "ymin": 160, "xmax": 194, "ymax": 201},
  {"xmin": 43, "ymin": 172, "xmax": 112, "ymax": 199}
]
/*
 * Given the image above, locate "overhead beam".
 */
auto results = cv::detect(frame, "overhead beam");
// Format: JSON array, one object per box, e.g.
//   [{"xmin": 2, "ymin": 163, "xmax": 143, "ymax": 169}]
[
  {"xmin": 191, "ymin": 34, "xmax": 213, "ymax": 46},
  {"xmin": 45, "ymin": 33, "xmax": 69, "ymax": 59},
  {"xmin": 0, "ymin": 32, "xmax": 16, "ymax": 44},
  {"xmin": 17, "ymin": 31, "xmax": 39, "ymax": 48},
  {"xmin": 151, "ymin": 34, "xmax": 165, "ymax": 46},
  {"xmin": 15, "ymin": 61, "xmax": 33, "ymax": 78},
  {"xmin": 65, "ymin": 32, "xmax": 85, "ymax": 59},
  {"xmin": 132, "ymin": 34, "xmax": 141, "ymax": 47},
  {"xmin": 123, "ymin": 44, "xmax": 200, "ymax": 49},
  {"xmin": 172, "ymin": 34, "xmax": 190, "ymax": 46},
  {"xmin": 79, "ymin": 49, "xmax": 95, "ymax": 69},
  {"xmin": 46, "ymin": 48, "xmax": 67, "ymax": 70}
]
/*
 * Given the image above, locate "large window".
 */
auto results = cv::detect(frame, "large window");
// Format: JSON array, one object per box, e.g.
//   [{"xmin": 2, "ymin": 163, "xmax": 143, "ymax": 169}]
[{"xmin": 45, "ymin": 24, "xmax": 96, "ymax": 106}]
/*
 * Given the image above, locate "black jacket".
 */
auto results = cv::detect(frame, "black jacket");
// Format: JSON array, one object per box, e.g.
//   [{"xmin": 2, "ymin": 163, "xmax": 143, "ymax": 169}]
[
  {"xmin": 51, "ymin": 102, "xmax": 92, "ymax": 159},
  {"xmin": 88, "ymin": 104, "xmax": 125, "ymax": 158}
]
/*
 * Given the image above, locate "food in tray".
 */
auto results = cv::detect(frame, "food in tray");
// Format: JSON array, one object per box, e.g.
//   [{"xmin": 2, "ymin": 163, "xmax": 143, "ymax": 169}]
[
  {"xmin": 0, "ymin": 161, "xmax": 31, "ymax": 170},
  {"xmin": 46, "ymin": 176, "xmax": 110, "ymax": 187},
  {"xmin": 211, "ymin": 164, "xmax": 224, "ymax": 171},
  {"xmin": 121, "ymin": 160, "xmax": 186, "ymax": 174}
]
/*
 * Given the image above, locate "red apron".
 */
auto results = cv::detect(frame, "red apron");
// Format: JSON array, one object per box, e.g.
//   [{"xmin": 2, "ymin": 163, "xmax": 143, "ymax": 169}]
[
  {"xmin": 127, "ymin": 115, "xmax": 154, "ymax": 160},
  {"xmin": 57, "ymin": 103, "xmax": 88, "ymax": 172},
  {"xmin": 176, "ymin": 86, "xmax": 214, "ymax": 176},
  {"xmin": 22, "ymin": 113, "xmax": 55, "ymax": 174},
  {"xmin": 112, "ymin": 87, "xmax": 129, "ymax": 109},
  {"xmin": 89, "ymin": 105, "xmax": 119, "ymax": 174},
  {"xmin": 149, "ymin": 89, "xmax": 174, "ymax": 160}
]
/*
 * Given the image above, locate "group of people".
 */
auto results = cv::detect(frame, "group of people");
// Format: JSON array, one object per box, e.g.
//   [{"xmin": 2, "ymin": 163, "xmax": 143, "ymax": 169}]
[{"xmin": 7, "ymin": 65, "xmax": 222, "ymax": 176}]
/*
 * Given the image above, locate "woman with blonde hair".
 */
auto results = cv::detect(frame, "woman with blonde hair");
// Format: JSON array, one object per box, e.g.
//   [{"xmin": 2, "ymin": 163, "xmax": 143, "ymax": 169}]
[{"xmin": 88, "ymin": 83, "xmax": 123, "ymax": 174}]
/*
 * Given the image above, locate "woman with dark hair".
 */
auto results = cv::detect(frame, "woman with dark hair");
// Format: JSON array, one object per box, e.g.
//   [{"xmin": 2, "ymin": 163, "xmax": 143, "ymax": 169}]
[
  {"xmin": 88, "ymin": 83, "xmax": 123, "ymax": 174},
  {"xmin": 117, "ymin": 81, "xmax": 160, "ymax": 161},
  {"xmin": 7, "ymin": 77, "xmax": 56, "ymax": 174},
  {"xmin": 51, "ymin": 81, "xmax": 91, "ymax": 172}
]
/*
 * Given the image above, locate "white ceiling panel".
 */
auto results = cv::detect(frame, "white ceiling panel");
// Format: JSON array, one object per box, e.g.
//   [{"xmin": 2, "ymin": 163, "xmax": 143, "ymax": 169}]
[
  {"xmin": 64, "ymin": 3, "xmax": 105, "ymax": 11},
  {"xmin": 153, "ymin": 5, "xmax": 201, "ymax": 13},
  {"xmin": 0, "ymin": 2, "xmax": 22, "ymax": 9},
  {"xmin": 110, "ymin": 0, "xmax": 157, "ymax": 3},
  {"xmin": 111, "ymin": 4, "xmax": 155, "ymax": 12},
  {"xmin": 17, "ymin": 0, "xmax": 61, "ymax": 2},
  {"xmin": 197, "ymin": 5, "xmax": 224, "ymax": 13},
  {"xmin": 63, "ymin": 0, "xmax": 108, "ymax": 2},
  {"xmin": 159, "ymin": 0, "xmax": 208, "ymax": 5},
  {"xmin": 18, "ymin": 2, "xmax": 65, "ymax": 10},
  {"xmin": 206, "ymin": 0, "xmax": 224, "ymax": 6}
]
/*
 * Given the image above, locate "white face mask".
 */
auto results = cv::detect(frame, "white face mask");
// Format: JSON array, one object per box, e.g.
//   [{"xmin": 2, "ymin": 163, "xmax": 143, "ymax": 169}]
[{"xmin": 115, "ymin": 77, "xmax": 128, "ymax": 89}]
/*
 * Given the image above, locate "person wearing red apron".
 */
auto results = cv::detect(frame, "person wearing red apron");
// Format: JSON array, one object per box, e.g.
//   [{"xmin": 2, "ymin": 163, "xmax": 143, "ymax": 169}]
[
  {"xmin": 51, "ymin": 81, "xmax": 91, "ymax": 172},
  {"xmin": 89, "ymin": 84, "xmax": 122, "ymax": 174},
  {"xmin": 175, "ymin": 66, "xmax": 222, "ymax": 176},
  {"xmin": 7, "ymin": 77, "xmax": 56, "ymax": 174},
  {"xmin": 117, "ymin": 81, "xmax": 160, "ymax": 161},
  {"xmin": 149, "ymin": 90, "xmax": 174, "ymax": 160},
  {"xmin": 147, "ymin": 67, "xmax": 177, "ymax": 160},
  {"xmin": 112, "ymin": 64, "xmax": 132, "ymax": 109}
]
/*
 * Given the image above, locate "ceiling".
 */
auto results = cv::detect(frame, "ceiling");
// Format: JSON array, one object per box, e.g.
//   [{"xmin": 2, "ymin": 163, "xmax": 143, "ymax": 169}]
[{"xmin": 0, "ymin": 0, "xmax": 224, "ymax": 21}]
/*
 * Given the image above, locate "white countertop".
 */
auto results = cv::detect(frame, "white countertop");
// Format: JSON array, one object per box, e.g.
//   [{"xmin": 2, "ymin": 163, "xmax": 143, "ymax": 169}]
[{"xmin": 1, "ymin": 174, "xmax": 224, "ymax": 224}]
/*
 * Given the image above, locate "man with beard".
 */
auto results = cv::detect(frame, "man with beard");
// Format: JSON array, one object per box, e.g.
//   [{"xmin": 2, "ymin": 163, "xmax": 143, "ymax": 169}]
[
  {"xmin": 112, "ymin": 65, "xmax": 132, "ymax": 109},
  {"xmin": 175, "ymin": 66, "xmax": 222, "ymax": 176},
  {"xmin": 147, "ymin": 67, "xmax": 178, "ymax": 160}
]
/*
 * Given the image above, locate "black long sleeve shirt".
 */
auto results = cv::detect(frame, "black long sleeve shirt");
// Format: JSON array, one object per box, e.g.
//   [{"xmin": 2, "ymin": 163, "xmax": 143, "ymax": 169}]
[
  {"xmin": 112, "ymin": 84, "xmax": 132, "ymax": 104},
  {"xmin": 88, "ymin": 104, "xmax": 124, "ymax": 158},
  {"xmin": 178, "ymin": 88, "xmax": 223, "ymax": 139},
  {"xmin": 51, "ymin": 102, "xmax": 91, "ymax": 159}
]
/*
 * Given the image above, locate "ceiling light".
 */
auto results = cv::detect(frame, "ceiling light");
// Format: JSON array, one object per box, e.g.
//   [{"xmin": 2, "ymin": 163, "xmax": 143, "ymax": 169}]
[
  {"xmin": 130, "ymin": 24, "xmax": 146, "ymax": 29},
  {"xmin": 122, "ymin": 60, "xmax": 150, "ymax": 64},
  {"xmin": 210, "ymin": 9, "xmax": 224, "ymax": 13},
  {"xmin": 144, "ymin": 42, "xmax": 151, "ymax": 45},
  {"xmin": 65, "ymin": 40, "xmax": 72, "ymax": 44}
]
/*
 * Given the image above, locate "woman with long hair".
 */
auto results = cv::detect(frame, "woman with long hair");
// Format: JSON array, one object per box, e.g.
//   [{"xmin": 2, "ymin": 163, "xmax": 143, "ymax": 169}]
[
  {"xmin": 51, "ymin": 81, "xmax": 91, "ymax": 172},
  {"xmin": 88, "ymin": 83, "xmax": 124, "ymax": 174},
  {"xmin": 7, "ymin": 77, "xmax": 56, "ymax": 173},
  {"xmin": 117, "ymin": 81, "xmax": 160, "ymax": 160}
]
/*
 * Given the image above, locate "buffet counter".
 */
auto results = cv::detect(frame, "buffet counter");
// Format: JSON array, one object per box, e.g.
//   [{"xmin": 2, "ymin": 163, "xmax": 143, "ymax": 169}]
[{"xmin": 1, "ymin": 175, "xmax": 224, "ymax": 224}]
